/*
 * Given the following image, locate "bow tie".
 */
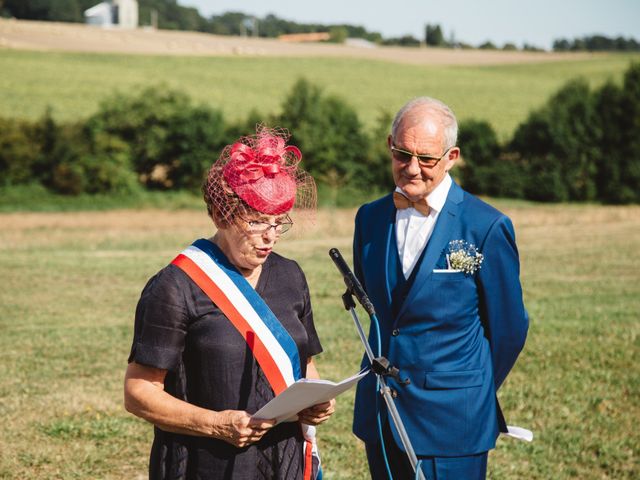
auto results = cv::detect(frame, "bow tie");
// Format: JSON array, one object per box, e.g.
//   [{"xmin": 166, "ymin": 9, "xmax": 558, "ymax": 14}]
[{"xmin": 393, "ymin": 191, "xmax": 430, "ymax": 216}]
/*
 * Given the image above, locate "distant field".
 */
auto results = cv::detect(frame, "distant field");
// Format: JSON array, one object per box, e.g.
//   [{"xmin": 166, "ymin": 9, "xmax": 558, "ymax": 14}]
[
  {"xmin": 0, "ymin": 18, "xmax": 603, "ymax": 65},
  {"xmin": 1, "ymin": 49, "xmax": 638, "ymax": 138},
  {"xmin": 0, "ymin": 204, "xmax": 638, "ymax": 479}
]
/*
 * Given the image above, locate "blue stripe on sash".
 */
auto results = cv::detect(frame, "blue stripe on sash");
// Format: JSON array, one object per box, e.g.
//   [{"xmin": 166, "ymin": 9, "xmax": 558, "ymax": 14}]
[{"xmin": 193, "ymin": 238, "xmax": 302, "ymax": 381}]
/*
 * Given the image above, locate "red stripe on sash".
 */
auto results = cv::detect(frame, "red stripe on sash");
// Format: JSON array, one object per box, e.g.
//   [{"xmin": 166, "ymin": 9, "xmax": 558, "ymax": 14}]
[
  {"xmin": 303, "ymin": 439, "xmax": 313, "ymax": 480},
  {"xmin": 172, "ymin": 253, "xmax": 288, "ymax": 395}
]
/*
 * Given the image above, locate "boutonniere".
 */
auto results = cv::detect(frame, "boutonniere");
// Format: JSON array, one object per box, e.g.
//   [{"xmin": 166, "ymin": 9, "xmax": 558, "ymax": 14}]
[{"xmin": 446, "ymin": 240, "xmax": 484, "ymax": 275}]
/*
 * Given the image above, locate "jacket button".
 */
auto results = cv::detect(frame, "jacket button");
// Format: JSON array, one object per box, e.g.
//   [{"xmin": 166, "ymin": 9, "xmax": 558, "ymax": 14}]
[
  {"xmin": 392, "ymin": 329, "xmax": 400, "ymax": 336},
  {"xmin": 390, "ymin": 388, "xmax": 398, "ymax": 398}
]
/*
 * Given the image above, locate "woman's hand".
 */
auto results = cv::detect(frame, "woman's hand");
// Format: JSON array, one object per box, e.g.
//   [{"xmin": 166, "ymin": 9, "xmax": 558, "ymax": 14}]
[
  {"xmin": 300, "ymin": 358, "xmax": 336, "ymax": 426},
  {"xmin": 297, "ymin": 398, "xmax": 336, "ymax": 426},
  {"xmin": 213, "ymin": 410, "xmax": 276, "ymax": 448}
]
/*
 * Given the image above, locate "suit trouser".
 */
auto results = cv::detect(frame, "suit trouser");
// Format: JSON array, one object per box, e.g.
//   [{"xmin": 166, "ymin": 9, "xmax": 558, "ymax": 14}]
[{"xmin": 365, "ymin": 421, "xmax": 488, "ymax": 480}]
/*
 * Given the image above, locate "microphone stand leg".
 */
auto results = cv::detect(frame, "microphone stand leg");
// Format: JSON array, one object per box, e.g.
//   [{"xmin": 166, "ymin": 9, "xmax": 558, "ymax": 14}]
[
  {"xmin": 379, "ymin": 380, "xmax": 425, "ymax": 480},
  {"xmin": 347, "ymin": 306, "xmax": 426, "ymax": 480}
]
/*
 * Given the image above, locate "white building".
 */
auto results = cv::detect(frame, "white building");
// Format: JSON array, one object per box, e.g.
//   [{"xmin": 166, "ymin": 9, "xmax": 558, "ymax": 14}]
[{"xmin": 84, "ymin": 0, "xmax": 138, "ymax": 29}]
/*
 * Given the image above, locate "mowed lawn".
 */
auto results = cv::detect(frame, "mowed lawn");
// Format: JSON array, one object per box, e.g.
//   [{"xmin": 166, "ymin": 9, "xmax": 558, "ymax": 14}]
[
  {"xmin": 0, "ymin": 202, "xmax": 638, "ymax": 479},
  {"xmin": 1, "ymin": 50, "xmax": 639, "ymax": 137}
]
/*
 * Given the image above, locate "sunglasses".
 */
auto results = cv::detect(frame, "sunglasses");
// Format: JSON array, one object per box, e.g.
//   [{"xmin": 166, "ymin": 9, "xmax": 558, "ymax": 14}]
[{"xmin": 390, "ymin": 144, "xmax": 451, "ymax": 168}]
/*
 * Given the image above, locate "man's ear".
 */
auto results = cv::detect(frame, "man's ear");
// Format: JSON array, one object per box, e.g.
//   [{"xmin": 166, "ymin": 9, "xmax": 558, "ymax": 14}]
[
  {"xmin": 444, "ymin": 147, "xmax": 461, "ymax": 171},
  {"xmin": 387, "ymin": 135, "xmax": 393, "ymax": 149}
]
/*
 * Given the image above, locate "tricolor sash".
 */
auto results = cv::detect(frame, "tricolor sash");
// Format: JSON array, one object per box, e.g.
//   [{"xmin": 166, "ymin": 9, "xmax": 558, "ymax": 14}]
[{"xmin": 172, "ymin": 239, "xmax": 321, "ymax": 480}]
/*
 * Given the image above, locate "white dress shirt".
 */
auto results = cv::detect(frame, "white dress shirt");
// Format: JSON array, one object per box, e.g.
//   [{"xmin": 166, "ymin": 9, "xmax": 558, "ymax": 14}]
[{"xmin": 395, "ymin": 174, "xmax": 453, "ymax": 278}]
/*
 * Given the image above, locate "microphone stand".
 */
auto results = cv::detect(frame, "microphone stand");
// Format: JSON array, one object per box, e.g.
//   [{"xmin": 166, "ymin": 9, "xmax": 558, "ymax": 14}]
[{"xmin": 329, "ymin": 248, "xmax": 425, "ymax": 480}]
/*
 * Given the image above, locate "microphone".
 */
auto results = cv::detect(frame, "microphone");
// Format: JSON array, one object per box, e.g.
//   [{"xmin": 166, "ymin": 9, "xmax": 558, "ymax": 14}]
[{"xmin": 329, "ymin": 248, "xmax": 376, "ymax": 316}]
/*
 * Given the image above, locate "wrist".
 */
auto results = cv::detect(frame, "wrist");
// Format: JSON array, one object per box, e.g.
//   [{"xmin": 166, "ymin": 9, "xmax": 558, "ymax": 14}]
[{"xmin": 205, "ymin": 410, "xmax": 224, "ymax": 438}]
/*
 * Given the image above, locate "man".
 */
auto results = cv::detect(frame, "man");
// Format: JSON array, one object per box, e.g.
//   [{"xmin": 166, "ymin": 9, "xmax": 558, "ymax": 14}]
[{"xmin": 352, "ymin": 97, "xmax": 528, "ymax": 479}]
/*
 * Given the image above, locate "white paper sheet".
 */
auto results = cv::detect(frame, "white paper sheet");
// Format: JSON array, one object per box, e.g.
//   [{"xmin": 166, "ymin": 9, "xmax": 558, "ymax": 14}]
[{"xmin": 252, "ymin": 370, "xmax": 369, "ymax": 424}]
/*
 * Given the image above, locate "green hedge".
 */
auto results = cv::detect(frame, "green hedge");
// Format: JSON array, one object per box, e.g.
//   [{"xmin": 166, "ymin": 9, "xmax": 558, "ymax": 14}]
[
  {"xmin": 0, "ymin": 81, "xmax": 393, "ymax": 199},
  {"xmin": 460, "ymin": 62, "xmax": 640, "ymax": 204},
  {"xmin": 1, "ymin": 64, "xmax": 640, "ymax": 204}
]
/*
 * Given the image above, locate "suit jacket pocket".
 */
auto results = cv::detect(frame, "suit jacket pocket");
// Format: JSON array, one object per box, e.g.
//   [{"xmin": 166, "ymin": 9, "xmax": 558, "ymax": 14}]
[
  {"xmin": 424, "ymin": 369, "xmax": 484, "ymax": 389},
  {"xmin": 431, "ymin": 271, "xmax": 467, "ymax": 281}
]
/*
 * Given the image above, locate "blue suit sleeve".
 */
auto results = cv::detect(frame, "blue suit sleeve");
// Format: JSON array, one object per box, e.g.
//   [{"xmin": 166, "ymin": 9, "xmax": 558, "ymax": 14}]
[
  {"xmin": 477, "ymin": 216, "xmax": 529, "ymax": 390},
  {"xmin": 353, "ymin": 207, "xmax": 365, "ymax": 288}
]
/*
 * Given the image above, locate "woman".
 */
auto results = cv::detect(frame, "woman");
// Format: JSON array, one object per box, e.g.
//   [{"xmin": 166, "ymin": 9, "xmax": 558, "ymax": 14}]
[{"xmin": 124, "ymin": 126, "xmax": 335, "ymax": 479}]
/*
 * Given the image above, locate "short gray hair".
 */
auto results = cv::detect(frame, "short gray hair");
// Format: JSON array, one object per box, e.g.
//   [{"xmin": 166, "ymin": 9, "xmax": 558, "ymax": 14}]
[{"xmin": 391, "ymin": 97, "xmax": 458, "ymax": 149}]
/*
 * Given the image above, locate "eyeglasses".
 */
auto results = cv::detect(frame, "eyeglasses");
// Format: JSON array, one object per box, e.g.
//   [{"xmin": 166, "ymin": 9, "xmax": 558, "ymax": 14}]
[
  {"xmin": 239, "ymin": 215, "xmax": 293, "ymax": 236},
  {"xmin": 390, "ymin": 144, "xmax": 451, "ymax": 168}
]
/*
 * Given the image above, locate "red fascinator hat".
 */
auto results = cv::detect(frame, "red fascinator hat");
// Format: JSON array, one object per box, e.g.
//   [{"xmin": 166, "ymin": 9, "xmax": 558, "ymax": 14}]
[{"xmin": 204, "ymin": 126, "xmax": 316, "ymax": 224}]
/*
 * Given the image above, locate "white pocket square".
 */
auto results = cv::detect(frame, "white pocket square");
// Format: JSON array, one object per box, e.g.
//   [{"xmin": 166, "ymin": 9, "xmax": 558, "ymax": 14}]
[
  {"xmin": 503, "ymin": 425, "xmax": 534, "ymax": 442},
  {"xmin": 432, "ymin": 269, "xmax": 462, "ymax": 273}
]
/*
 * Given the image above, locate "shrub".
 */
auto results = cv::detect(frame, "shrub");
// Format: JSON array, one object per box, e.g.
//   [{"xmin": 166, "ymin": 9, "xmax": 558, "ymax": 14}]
[
  {"xmin": 0, "ymin": 117, "xmax": 39, "ymax": 186},
  {"xmin": 277, "ymin": 79, "xmax": 372, "ymax": 190},
  {"xmin": 457, "ymin": 120, "xmax": 526, "ymax": 199},
  {"xmin": 458, "ymin": 119, "xmax": 499, "ymax": 193},
  {"xmin": 508, "ymin": 63, "xmax": 640, "ymax": 204},
  {"xmin": 49, "ymin": 128, "xmax": 139, "ymax": 195},
  {"xmin": 328, "ymin": 26, "xmax": 348, "ymax": 44},
  {"xmin": 86, "ymin": 86, "xmax": 226, "ymax": 190},
  {"xmin": 509, "ymin": 79, "xmax": 600, "ymax": 202},
  {"xmin": 0, "ymin": 110, "xmax": 83, "ymax": 190},
  {"xmin": 223, "ymin": 109, "xmax": 274, "ymax": 146},
  {"xmin": 30, "ymin": 109, "xmax": 80, "ymax": 188},
  {"xmin": 593, "ymin": 63, "xmax": 640, "ymax": 203},
  {"xmin": 593, "ymin": 81, "xmax": 628, "ymax": 203},
  {"xmin": 365, "ymin": 110, "xmax": 395, "ymax": 191},
  {"xmin": 161, "ymin": 106, "xmax": 226, "ymax": 190}
]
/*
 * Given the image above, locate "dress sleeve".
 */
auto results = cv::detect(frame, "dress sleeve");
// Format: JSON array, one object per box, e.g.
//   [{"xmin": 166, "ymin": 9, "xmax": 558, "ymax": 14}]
[
  {"xmin": 298, "ymin": 265, "xmax": 323, "ymax": 358},
  {"xmin": 128, "ymin": 265, "xmax": 190, "ymax": 371}
]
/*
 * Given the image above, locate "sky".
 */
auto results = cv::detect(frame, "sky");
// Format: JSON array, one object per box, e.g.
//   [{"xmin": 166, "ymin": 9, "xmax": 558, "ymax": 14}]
[{"xmin": 183, "ymin": 0, "xmax": 640, "ymax": 50}]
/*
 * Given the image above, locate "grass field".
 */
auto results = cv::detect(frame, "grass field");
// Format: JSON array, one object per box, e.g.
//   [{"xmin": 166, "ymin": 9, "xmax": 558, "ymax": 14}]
[
  {"xmin": 0, "ymin": 202, "xmax": 638, "ymax": 479},
  {"xmin": 1, "ymin": 50, "xmax": 639, "ymax": 138}
]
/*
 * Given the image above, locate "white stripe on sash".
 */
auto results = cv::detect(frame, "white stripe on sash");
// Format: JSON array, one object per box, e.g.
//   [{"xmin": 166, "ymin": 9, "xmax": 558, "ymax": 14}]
[{"xmin": 182, "ymin": 245, "xmax": 297, "ymax": 387}]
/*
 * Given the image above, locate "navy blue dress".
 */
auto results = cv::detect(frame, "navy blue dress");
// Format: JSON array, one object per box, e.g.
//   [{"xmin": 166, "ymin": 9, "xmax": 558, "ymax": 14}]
[{"xmin": 128, "ymin": 249, "xmax": 323, "ymax": 480}]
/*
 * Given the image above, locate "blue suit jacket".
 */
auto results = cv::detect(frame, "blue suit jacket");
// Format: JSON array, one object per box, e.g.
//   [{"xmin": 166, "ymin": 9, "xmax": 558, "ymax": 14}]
[{"xmin": 352, "ymin": 181, "xmax": 528, "ymax": 456}]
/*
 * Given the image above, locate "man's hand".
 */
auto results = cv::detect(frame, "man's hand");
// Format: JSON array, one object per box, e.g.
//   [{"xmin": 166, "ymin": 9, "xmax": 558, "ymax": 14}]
[{"xmin": 297, "ymin": 399, "xmax": 336, "ymax": 426}]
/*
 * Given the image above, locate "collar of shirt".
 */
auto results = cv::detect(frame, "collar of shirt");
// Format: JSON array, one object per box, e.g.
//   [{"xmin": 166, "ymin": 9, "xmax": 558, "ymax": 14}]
[
  {"xmin": 394, "ymin": 174, "xmax": 453, "ymax": 278},
  {"xmin": 394, "ymin": 173, "xmax": 452, "ymax": 218}
]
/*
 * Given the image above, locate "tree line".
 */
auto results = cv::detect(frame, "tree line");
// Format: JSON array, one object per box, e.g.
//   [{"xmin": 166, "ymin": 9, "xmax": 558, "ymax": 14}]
[
  {"xmin": 0, "ymin": 0, "xmax": 383, "ymax": 42},
  {"xmin": 4, "ymin": 1, "xmax": 638, "ymax": 51},
  {"xmin": 425, "ymin": 24, "xmax": 640, "ymax": 52},
  {"xmin": 2, "ymin": 62, "xmax": 639, "ymax": 204},
  {"xmin": 553, "ymin": 35, "xmax": 640, "ymax": 52}
]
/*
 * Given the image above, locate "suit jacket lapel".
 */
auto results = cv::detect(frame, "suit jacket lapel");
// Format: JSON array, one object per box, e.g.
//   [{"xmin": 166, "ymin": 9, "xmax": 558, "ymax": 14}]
[
  {"xmin": 380, "ymin": 195, "xmax": 396, "ymax": 307},
  {"xmin": 396, "ymin": 182, "xmax": 464, "ymax": 321},
  {"xmin": 365, "ymin": 194, "xmax": 396, "ymax": 309}
]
